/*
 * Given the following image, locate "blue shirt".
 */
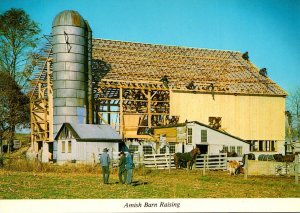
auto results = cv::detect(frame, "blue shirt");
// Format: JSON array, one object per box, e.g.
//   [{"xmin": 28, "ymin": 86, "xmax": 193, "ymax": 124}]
[
  {"xmin": 100, "ymin": 152, "xmax": 110, "ymax": 166},
  {"xmin": 125, "ymin": 153, "xmax": 134, "ymax": 170}
]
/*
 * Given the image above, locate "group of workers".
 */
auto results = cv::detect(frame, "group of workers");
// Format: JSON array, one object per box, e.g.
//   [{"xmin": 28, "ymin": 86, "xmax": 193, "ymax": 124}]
[{"xmin": 99, "ymin": 148, "xmax": 134, "ymax": 185}]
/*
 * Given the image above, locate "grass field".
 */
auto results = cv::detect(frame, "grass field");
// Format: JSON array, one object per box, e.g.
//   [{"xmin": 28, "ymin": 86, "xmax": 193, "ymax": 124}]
[{"xmin": 0, "ymin": 160, "xmax": 299, "ymax": 199}]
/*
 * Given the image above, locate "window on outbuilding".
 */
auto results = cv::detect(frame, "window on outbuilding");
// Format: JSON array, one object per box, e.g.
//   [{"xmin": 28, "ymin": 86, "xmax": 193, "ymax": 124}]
[
  {"xmin": 129, "ymin": 145, "xmax": 139, "ymax": 153},
  {"xmin": 68, "ymin": 141, "xmax": 72, "ymax": 153},
  {"xmin": 187, "ymin": 128, "xmax": 192, "ymax": 144},
  {"xmin": 201, "ymin": 130, "xmax": 207, "ymax": 142},
  {"xmin": 230, "ymin": 146, "xmax": 235, "ymax": 153},
  {"xmin": 143, "ymin": 145, "xmax": 153, "ymax": 154},
  {"xmin": 160, "ymin": 146, "xmax": 166, "ymax": 154},
  {"xmin": 237, "ymin": 146, "xmax": 242, "ymax": 156},
  {"xmin": 160, "ymin": 143, "xmax": 176, "ymax": 154},
  {"xmin": 169, "ymin": 144, "xmax": 176, "ymax": 154},
  {"xmin": 62, "ymin": 141, "xmax": 65, "ymax": 153}
]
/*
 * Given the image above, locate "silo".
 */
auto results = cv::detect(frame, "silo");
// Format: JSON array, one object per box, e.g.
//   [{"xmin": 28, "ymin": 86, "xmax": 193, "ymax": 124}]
[{"xmin": 52, "ymin": 10, "xmax": 92, "ymax": 135}]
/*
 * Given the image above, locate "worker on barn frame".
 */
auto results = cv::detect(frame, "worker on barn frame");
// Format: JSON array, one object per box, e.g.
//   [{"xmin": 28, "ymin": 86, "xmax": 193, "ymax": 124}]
[{"xmin": 99, "ymin": 148, "xmax": 111, "ymax": 184}]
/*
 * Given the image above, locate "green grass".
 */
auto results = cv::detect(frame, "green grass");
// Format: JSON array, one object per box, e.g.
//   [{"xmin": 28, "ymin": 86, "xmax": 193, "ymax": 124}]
[{"xmin": 0, "ymin": 163, "xmax": 299, "ymax": 199}]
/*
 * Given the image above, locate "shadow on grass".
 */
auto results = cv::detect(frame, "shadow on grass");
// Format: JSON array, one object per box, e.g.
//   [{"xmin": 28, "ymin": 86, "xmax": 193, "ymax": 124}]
[
  {"xmin": 110, "ymin": 180, "xmax": 149, "ymax": 186},
  {"xmin": 131, "ymin": 180, "xmax": 149, "ymax": 186}
]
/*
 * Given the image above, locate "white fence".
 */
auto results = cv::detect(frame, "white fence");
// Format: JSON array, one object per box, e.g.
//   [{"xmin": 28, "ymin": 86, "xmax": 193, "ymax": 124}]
[
  {"xmin": 195, "ymin": 153, "xmax": 227, "ymax": 170},
  {"xmin": 142, "ymin": 153, "xmax": 228, "ymax": 170},
  {"xmin": 143, "ymin": 153, "xmax": 175, "ymax": 169}
]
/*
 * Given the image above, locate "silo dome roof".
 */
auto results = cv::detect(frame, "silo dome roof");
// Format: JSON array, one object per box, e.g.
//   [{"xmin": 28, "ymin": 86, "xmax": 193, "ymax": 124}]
[{"xmin": 52, "ymin": 10, "xmax": 86, "ymax": 28}]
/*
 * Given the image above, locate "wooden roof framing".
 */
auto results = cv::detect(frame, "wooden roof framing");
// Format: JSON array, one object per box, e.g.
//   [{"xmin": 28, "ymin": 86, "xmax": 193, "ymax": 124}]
[{"xmin": 92, "ymin": 39, "xmax": 287, "ymax": 97}]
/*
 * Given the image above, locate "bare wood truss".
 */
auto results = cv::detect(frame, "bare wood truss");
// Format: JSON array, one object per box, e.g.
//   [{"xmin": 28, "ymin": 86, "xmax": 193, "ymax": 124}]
[
  {"xmin": 30, "ymin": 35, "xmax": 53, "ymax": 151},
  {"xmin": 92, "ymin": 39, "xmax": 287, "ymax": 96}
]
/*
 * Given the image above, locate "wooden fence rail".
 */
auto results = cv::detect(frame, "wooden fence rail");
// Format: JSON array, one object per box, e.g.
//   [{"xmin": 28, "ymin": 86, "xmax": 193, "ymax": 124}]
[
  {"xmin": 143, "ymin": 153, "xmax": 175, "ymax": 169},
  {"xmin": 195, "ymin": 153, "xmax": 227, "ymax": 170},
  {"xmin": 142, "ymin": 153, "xmax": 228, "ymax": 170}
]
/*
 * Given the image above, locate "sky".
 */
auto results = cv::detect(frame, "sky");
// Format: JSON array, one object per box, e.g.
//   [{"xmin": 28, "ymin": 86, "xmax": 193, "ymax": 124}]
[{"xmin": 1, "ymin": 0, "xmax": 300, "ymax": 94}]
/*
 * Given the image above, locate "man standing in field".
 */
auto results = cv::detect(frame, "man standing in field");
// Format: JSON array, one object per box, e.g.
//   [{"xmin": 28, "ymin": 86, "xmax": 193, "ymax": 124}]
[
  {"xmin": 99, "ymin": 148, "xmax": 111, "ymax": 184},
  {"xmin": 118, "ymin": 151, "xmax": 126, "ymax": 184},
  {"xmin": 125, "ymin": 151, "xmax": 134, "ymax": 185}
]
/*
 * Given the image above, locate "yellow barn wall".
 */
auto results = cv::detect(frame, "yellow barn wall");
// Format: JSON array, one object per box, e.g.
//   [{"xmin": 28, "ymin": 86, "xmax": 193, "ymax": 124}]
[{"xmin": 170, "ymin": 91, "xmax": 285, "ymax": 141}]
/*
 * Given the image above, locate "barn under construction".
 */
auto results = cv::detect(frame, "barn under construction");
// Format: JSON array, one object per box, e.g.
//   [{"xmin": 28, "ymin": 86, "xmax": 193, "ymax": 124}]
[{"xmin": 30, "ymin": 10, "xmax": 287, "ymax": 162}]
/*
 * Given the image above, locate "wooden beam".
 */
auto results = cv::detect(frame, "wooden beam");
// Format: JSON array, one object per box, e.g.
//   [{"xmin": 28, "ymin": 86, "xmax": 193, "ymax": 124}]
[{"xmin": 97, "ymin": 112, "xmax": 109, "ymax": 125}]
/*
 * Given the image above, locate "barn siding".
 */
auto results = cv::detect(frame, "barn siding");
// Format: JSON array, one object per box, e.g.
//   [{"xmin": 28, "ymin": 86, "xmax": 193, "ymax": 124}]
[
  {"xmin": 76, "ymin": 140, "xmax": 85, "ymax": 161},
  {"xmin": 170, "ymin": 92, "xmax": 285, "ymax": 141},
  {"xmin": 57, "ymin": 139, "xmax": 119, "ymax": 164}
]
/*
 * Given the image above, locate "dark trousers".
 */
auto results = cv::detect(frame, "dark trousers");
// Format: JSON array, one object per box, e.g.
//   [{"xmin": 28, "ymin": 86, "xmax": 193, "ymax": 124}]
[
  {"xmin": 101, "ymin": 166, "xmax": 110, "ymax": 184},
  {"xmin": 118, "ymin": 168, "xmax": 127, "ymax": 184}
]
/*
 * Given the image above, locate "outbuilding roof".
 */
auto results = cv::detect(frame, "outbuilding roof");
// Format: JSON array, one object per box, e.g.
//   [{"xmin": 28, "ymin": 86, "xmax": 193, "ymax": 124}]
[
  {"xmin": 54, "ymin": 123, "xmax": 122, "ymax": 142},
  {"xmin": 92, "ymin": 39, "xmax": 287, "ymax": 96},
  {"xmin": 153, "ymin": 121, "xmax": 249, "ymax": 144}
]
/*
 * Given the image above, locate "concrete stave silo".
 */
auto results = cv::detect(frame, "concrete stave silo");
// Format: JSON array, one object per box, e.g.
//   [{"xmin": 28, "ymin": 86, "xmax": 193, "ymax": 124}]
[{"xmin": 52, "ymin": 10, "xmax": 92, "ymax": 136}]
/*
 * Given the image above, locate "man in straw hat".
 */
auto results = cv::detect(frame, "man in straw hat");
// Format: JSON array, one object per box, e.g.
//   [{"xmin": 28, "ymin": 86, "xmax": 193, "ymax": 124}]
[{"xmin": 99, "ymin": 148, "xmax": 111, "ymax": 184}]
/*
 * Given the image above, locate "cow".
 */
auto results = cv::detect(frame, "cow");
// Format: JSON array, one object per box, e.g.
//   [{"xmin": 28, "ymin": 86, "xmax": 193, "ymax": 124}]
[{"xmin": 228, "ymin": 160, "xmax": 243, "ymax": 175}]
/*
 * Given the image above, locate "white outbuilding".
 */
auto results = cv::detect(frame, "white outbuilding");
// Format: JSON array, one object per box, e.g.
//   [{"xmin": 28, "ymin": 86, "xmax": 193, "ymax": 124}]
[
  {"xmin": 54, "ymin": 123, "xmax": 122, "ymax": 164},
  {"xmin": 153, "ymin": 121, "xmax": 250, "ymax": 156}
]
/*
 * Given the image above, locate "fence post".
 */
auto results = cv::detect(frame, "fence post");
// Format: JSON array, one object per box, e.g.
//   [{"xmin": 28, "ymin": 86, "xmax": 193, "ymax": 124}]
[
  {"xmin": 224, "ymin": 153, "xmax": 227, "ymax": 171},
  {"xmin": 295, "ymin": 154, "xmax": 299, "ymax": 185},
  {"xmin": 169, "ymin": 153, "xmax": 171, "ymax": 173},
  {"xmin": 154, "ymin": 154, "xmax": 157, "ymax": 169},
  {"xmin": 193, "ymin": 155, "xmax": 197, "ymax": 170},
  {"xmin": 165, "ymin": 152, "xmax": 170, "ymax": 173},
  {"xmin": 244, "ymin": 154, "xmax": 248, "ymax": 180},
  {"xmin": 203, "ymin": 155, "xmax": 206, "ymax": 176},
  {"xmin": 137, "ymin": 152, "xmax": 141, "ymax": 168},
  {"xmin": 165, "ymin": 153, "xmax": 168, "ymax": 169}
]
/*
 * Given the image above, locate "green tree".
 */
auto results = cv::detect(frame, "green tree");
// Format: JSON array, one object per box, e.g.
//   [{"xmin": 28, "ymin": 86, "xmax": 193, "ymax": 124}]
[
  {"xmin": 0, "ymin": 8, "xmax": 40, "ymax": 90},
  {"xmin": 0, "ymin": 71, "xmax": 29, "ymax": 152},
  {"xmin": 0, "ymin": 8, "xmax": 40, "ymax": 151}
]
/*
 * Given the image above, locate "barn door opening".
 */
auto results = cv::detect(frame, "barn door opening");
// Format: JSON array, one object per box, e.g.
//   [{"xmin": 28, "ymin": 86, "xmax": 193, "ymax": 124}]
[{"xmin": 197, "ymin": 144, "xmax": 208, "ymax": 154}]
